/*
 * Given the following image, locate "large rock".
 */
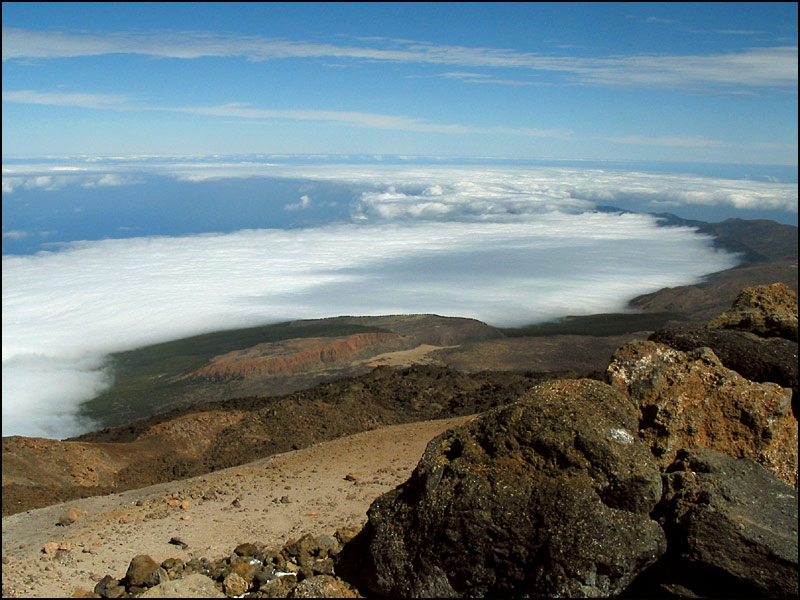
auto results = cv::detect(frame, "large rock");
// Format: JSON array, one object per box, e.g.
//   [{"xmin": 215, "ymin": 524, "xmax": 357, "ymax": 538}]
[
  {"xmin": 337, "ymin": 379, "xmax": 666, "ymax": 598},
  {"xmin": 606, "ymin": 341, "xmax": 797, "ymax": 486},
  {"xmin": 648, "ymin": 327, "xmax": 798, "ymax": 418},
  {"xmin": 705, "ymin": 282, "xmax": 798, "ymax": 341},
  {"xmin": 627, "ymin": 449, "xmax": 798, "ymax": 598}
]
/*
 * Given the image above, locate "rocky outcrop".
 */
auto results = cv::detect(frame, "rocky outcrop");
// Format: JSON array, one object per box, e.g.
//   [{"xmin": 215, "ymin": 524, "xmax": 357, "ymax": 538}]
[
  {"xmin": 648, "ymin": 328, "xmax": 798, "ymax": 414},
  {"xmin": 706, "ymin": 282, "xmax": 798, "ymax": 341},
  {"xmin": 648, "ymin": 283, "xmax": 799, "ymax": 418},
  {"xmin": 606, "ymin": 341, "xmax": 797, "ymax": 486},
  {"xmin": 626, "ymin": 449, "xmax": 798, "ymax": 598},
  {"xmin": 192, "ymin": 332, "xmax": 407, "ymax": 381},
  {"xmin": 337, "ymin": 379, "xmax": 666, "ymax": 598}
]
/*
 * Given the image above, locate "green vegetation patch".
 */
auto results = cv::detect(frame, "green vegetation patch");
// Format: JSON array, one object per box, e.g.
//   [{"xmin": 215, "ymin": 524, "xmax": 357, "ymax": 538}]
[
  {"xmin": 501, "ymin": 311, "xmax": 683, "ymax": 338},
  {"xmin": 77, "ymin": 320, "xmax": 388, "ymax": 429}
]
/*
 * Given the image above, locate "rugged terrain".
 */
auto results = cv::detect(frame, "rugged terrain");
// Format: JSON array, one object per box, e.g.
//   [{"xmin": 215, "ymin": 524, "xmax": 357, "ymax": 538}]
[
  {"xmin": 2, "ymin": 216, "xmax": 798, "ymax": 597},
  {"xmin": 2, "ymin": 281, "xmax": 796, "ymax": 598}
]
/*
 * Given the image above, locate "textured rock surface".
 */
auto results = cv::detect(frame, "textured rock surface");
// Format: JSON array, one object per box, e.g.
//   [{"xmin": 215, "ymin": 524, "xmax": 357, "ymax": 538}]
[
  {"xmin": 706, "ymin": 282, "xmax": 798, "ymax": 341},
  {"xmin": 288, "ymin": 574, "xmax": 361, "ymax": 598},
  {"xmin": 648, "ymin": 327, "xmax": 798, "ymax": 417},
  {"xmin": 337, "ymin": 379, "xmax": 666, "ymax": 598},
  {"xmin": 123, "ymin": 554, "xmax": 167, "ymax": 589},
  {"xmin": 606, "ymin": 340, "xmax": 797, "ymax": 486},
  {"xmin": 627, "ymin": 449, "xmax": 798, "ymax": 598}
]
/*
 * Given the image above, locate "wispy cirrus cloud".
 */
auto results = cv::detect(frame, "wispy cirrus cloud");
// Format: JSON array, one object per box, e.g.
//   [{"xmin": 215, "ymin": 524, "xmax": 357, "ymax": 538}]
[
  {"xmin": 3, "ymin": 27, "xmax": 796, "ymax": 92},
  {"xmin": 174, "ymin": 102, "xmax": 572, "ymax": 138},
  {"xmin": 608, "ymin": 135, "xmax": 725, "ymax": 148},
  {"xmin": 2, "ymin": 89, "xmax": 131, "ymax": 109},
  {"xmin": 1, "ymin": 91, "xmax": 572, "ymax": 139},
  {"xmin": 431, "ymin": 72, "xmax": 549, "ymax": 87}
]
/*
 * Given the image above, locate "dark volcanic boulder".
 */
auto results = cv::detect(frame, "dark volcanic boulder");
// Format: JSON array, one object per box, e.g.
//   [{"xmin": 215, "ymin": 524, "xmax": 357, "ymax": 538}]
[
  {"xmin": 627, "ymin": 449, "xmax": 798, "ymax": 598},
  {"xmin": 337, "ymin": 379, "xmax": 666, "ymax": 598}
]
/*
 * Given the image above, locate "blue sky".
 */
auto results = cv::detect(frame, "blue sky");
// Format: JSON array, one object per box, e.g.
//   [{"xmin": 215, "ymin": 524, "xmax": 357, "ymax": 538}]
[{"xmin": 2, "ymin": 2, "xmax": 797, "ymax": 163}]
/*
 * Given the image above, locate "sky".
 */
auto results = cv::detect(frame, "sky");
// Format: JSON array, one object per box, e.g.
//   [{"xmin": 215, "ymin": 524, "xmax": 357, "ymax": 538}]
[
  {"xmin": 2, "ymin": 2, "xmax": 798, "ymax": 163},
  {"xmin": 1, "ymin": 3, "xmax": 798, "ymax": 439}
]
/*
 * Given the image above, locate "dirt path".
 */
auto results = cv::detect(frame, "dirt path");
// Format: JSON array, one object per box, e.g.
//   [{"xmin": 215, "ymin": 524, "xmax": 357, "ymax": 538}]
[{"xmin": 1, "ymin": 415, "xmax": 472, "ymax": 598}]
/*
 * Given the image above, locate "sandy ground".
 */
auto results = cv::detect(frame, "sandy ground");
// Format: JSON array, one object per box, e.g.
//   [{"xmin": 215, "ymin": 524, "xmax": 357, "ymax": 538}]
[
  {"xmin": 361, "ymin": 344, "xmax": 454, "ymax": 367},
  {"xmin": 1, "ymin": 415, "xmax": 472, "ymax": 598}
]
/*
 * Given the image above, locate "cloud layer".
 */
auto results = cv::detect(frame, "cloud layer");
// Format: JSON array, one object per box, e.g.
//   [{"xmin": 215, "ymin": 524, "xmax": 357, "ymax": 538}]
[
  {"xmin": 5, "ymin": 160, "xmax": 794, "ymax": 439},
  {"xmin": 3, "ymin": 188, "xmax": 740, "ymax": 439}
]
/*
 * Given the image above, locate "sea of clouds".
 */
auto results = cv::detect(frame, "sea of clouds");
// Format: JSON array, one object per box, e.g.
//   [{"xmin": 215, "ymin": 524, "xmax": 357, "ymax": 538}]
[{"xmin": 4, "ymin": 160, "xmax": 795, "ymax": 439}]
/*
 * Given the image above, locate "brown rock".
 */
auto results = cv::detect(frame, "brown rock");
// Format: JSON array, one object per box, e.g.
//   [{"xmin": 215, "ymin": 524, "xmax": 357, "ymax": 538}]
[
  {"xmin": 606, "ymin": 340, "xmax": 797, "ymax": 486},
  {"xmin": 125, "ymin": 554, "xmax": 168, "ymax": 588},
  {"xmin": 227, "ymin": 557, "xmax": 259, "ymax": 582},
  {"xmin": 222, "ymin": 572, "xmax": 249, "ymax": 596},
  {"xmin": 58, "ymin": 507, "xmax": 86, "ymax": 526},
  {"xmin": 233, "ymin": 542, "xmax": 258, "ymax": 557},
  {"xmin": 706, "ymin": 283, "xmax": 798, "ymax": 341},
  {"xmin": 42, "ymin": 542, "xmax": 58, "ymax": 554}
]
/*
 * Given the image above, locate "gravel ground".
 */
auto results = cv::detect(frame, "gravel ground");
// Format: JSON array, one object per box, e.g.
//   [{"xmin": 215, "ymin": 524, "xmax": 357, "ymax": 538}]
[{"xmin": 1, "ymin": 416, "xmax": 471, "ymax": 598}]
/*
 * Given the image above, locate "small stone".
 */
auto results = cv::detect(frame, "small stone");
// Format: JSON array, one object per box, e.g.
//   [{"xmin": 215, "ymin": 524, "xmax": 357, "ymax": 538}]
[
  {"xmin": 57, "ymin": 507, "xmax": 86, "ymax": 526},
  {"xmin": 42, "ymin": 542, "xmax": 58, "ymax": 554},
  {"xmin": 180, "ymin": 514, "xmax": 191, "ymax": 521},
  {"xmin": 259, "ymin": 573, "xmax": 297, "ymax": 597},
  {"xmin": 180, "ymin": 500, "xmax": 190, "ymax": 510},
  {"xmin": 168, "ymin": 537, "xmax": 189, "ymax": 549},
  {"xmin": 234, "ymin": 542, "xmax": 259, "ymax": 557},
  {"xmin": 223, "ymin": 572, "xmax": 249, "ymax": 596},
  {"xmin": 125, "ymin": 554, "xmax": 167, "ymax": 588}
]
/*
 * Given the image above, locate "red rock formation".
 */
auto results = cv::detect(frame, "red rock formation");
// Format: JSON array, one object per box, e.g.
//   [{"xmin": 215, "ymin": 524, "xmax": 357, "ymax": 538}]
[{"xmin": 192, "ymin": 332, "xmax": 405, "ymax": 381}]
